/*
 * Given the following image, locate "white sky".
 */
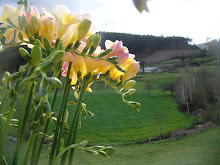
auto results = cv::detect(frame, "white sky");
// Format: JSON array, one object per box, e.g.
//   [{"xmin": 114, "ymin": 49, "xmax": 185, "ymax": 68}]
[{"xmin": 1, "ymin": 0, "xmax": 220, "ymax": 44}]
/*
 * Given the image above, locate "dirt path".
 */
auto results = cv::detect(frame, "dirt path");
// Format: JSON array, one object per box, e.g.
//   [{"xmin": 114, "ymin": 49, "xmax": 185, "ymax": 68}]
[{"xmin": 136, "ymin": 75, "xmax": 177, "ymax": 80}]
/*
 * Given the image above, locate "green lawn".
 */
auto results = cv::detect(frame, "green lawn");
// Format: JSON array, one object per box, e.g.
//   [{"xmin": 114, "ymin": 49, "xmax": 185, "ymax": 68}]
[
  {"xmin": 44, "ymin": 90, "xmax": 196, "ymax": 145},
  {"xmin": 37, "ymin": 126, "xmax": 220, "ymax": 165}
]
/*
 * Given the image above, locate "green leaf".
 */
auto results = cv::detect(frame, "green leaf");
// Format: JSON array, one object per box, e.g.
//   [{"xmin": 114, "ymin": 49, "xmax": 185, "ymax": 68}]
[
  {"xmin": 18, "ymin": 32, "xmax": 23, "ymax": 41},
  {"xmin": 7, "ymin": 18, "xmax": 16, "ymax": 27},
  {"xmin": 98, "ymin": 48, "xmax": 113, "ymax": 58},
  {"xmin": 66, "ymin": 43, "xmax": 73, "ymax": 49},
  {"xmin": 114, "ymin": 65, "xmax": 126, "ymax": 73},
  {"xmin": 73, "ymin": 40, "xmax": 80, "ymax": 50}
]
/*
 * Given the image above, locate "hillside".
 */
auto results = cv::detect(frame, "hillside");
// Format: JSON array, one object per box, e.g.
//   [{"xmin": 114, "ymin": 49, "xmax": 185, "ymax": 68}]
[
  {"xmin": 99, "ymin": 31, "xmax": 198, "ymax": 60},
  {"xmin": 139, "ymin": 49, "xmax": 199, "ymax": 64}
]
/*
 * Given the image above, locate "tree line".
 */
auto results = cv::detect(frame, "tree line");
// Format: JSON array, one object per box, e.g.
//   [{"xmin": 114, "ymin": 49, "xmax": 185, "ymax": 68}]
[{"xmin": 99, "ymin": 31, "xmax": 199, "ymax": 59}]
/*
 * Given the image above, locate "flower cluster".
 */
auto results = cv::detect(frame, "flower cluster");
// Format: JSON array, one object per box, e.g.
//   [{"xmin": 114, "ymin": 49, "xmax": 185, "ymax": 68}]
[
  {"xmin": 62, "ymin": 39, "xmax": 140, "ymax": 90},
  {"xmin": 0, "ymin": 4, "xmax": 92, "ymax": 46},
  {"xmin": 0, "ymin": 3, "xmax": 140, "ymax": 91}
]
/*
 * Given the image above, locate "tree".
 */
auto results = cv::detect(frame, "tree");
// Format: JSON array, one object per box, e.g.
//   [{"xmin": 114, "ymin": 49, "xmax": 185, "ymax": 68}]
[
  {"xmin": 145, "ymin": 82, "xmax": 154, "ymax": 93},
  {"xmin": 175, "ymin": 67, "xmax": 217, "ymax": 115},
  {"xmin": 140, "ymin": 61, "xmax": 145, "ymax": 73},
  {"xmin": 159, "ymin": 81, "xmax": 175, "ymax": 96}
]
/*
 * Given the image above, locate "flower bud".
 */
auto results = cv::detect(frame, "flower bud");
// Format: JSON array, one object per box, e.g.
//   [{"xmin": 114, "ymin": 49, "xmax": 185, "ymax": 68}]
[
  {"xmin": 19, "ymin": 47, "xmax": 31, "ymax": 61},
  {"xmin": 103, "ymin": 146, "xmax": 114, "ymax": 157},
  {"xmin": 93, "ymin": 34, "xmax": 101, "ymax": 48},
  {"xmin": 57, "ymin": 40, "xmax": 64, "ymax": 50},
  {"xmin": 98, "ymin": 151, "xmax": 108, "ymax": 157},
  {"xmin": 35, "ymin": 39, "xmax": 42, "ymax": 47},
  {"xmin": 84, "ymin": 149, "xmax": 98, "ymax": 155},
  {"xmin": 74, "ymin": 91, "xmax": 79, "ymax": 99},
  {"xmin": 43, "ymin": 101, "xmax": 51, "ymax": 118},
  {"xmin": 10, "ymin": 124, "xmax": 18, "ymax": 129},
  {"xmin": 64, "ymin": 110, "xmax": 68, "ymax": 123},
  {"xmin": 5, "ymin": 72, "xmax": 21, "ymax": 83},
  {"xmin": 31, "ymin": 45, "xmax": 42, "ymax": 67},
  {"xmin": 78, "ymin": 19, "xmax": 92, "ymax": 41},
  {"xmin": 4, "ymin": 71, "xmax": 11, "ymax": 79},
  {"xmin": 128, "ymin": 89, "xmax": 136, "ymax": 95},
  {"xmin": 79, "ymin": 140, "xmax": 88, "ymax": 147},
  {"xmin": 124, "ymin": 89, "xmax": 136, "ymax": 96},
  {"xmin": 82, "ymin": 103, "xmax": 86, "ymax": 109},
  {"xmin": 86, "ymin": 35, "xmax": 95, "ymax": 48},
  {"xmin": 2, "ymin": 78, "xmax": 6, "ymax": 84},
  {"xmin": 43, "ymin": 37, "xmax": 51, "ymax": 50},
  {"xmin": 44, "ymin": 77, "xmax": 62, "ymax": 88},
  {"xmin": 50, "ymin": 117, "xmax": 57, "ymax": 125},
  {"xmin": 40, "ymin": 50, "xmax": 65, "ymax": 71},
  {"xmin": 31, "ymin": 16, "xmax": 39, "ymax": 34},
  {"xmin": 39, "ymin": 80, "xmax": 48, "ymax": 103},
  {"xmin": 124, "ymin": 80, "xmax": 136, "ymax": 90},
  {"xmin": 19, "ymin": 66, "xmax": 26, "ymax": 73}
]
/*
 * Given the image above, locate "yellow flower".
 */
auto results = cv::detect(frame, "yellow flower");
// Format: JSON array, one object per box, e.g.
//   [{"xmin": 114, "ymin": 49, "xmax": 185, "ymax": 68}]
[
  {"xmin": 62, "ymin": 40, "xmax": 110, "ymax": 87},
  {"xmin": 25, "ymin": 5, "xmax": 40, "ymax": 37},
  {"xmin": 0, "ymin": 4, "xmax": 24, "ymax": 44},
  {"xmin": 38, "ymin": 15, "xmax": 57, "ymax": 43},
  {"xmin": 42, "ymin": 5, "xmax": 95, "ymax": 45},
  {"xmin": 0, "ymin": 4, "xmax": 23, "ymax": 27},
  {"xmin": 3, "ymin": 28, "xmax": 14, "ymax": 44},
  {"xmin": 99, "ymin": 40, "xmax": 140, "ymax": 82},
  {"xmin": 41, "ymin": 5, "xmax": 80, "ymax": 39}
]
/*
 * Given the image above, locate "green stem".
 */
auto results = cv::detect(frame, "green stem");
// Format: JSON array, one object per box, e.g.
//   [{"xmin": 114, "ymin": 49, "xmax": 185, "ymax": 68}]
[
  {"xmin": 35, "ymin": 84, "xmax": 59, "ymax": 165},
  {"xmin": 60, "ymin": 80, "xmax": 88, "ymax": 165},
  {"xmin": 53, "ymin": 144, "xmax": 81, "ymax": 165},
  {"xmin": 0, "ymin": 73, "xmax": 23, "ymax": 164},
  {"xmin": 48, "ymin": 62, "xmax": 72, "ymax": 165},
  {"xmin": 0, "ymin": 88, "xmax": 9, "ymax": 135},
  {"xmin": 103, "ymin": 79, "xmax": 122, "ymax": 95},
  {"xmin": 0, "ymin": 93, "xmax": 17, "ymax": 164},
  {"xmin": 20, "ymin": 131, "xmax": 36, "ymax": 165},
  {"xmin": 12, "ymin": 82, "xmax": 34, "ymax": 165},
  {"xmin": 3, "ymin": 156, "xmax": 8, "ymax": 165},
  {"xmin": 30, "ymin": 135, "xmax": 39, "ymax": 165},
  {"xmin": 67, "ymin": 117, "xmax": 80, "ymax": 165},
  {"xmin": 55, "ymin": 84, "xmax": 71, "ymax": 156}
]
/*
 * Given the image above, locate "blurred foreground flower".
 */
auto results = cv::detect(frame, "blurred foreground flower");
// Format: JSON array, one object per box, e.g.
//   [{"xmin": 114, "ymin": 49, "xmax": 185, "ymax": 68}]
[{"xmin": 133, "ymin": 0, "xmax": 149, "ymax": 13}]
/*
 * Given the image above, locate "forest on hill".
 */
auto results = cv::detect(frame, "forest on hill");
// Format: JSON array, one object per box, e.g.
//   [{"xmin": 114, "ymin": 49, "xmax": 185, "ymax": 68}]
[{"xmin": 99, "ymin": 31, "xmax": 199, "ymax": 59}]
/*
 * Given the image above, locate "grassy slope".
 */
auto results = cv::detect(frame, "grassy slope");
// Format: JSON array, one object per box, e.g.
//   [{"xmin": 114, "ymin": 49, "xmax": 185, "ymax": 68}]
[
  {"xmin": 45, "ymin": 90, "xmax": 196, "ymax": 145},
  {"xmin": 37, "ymin": 126, "xmax": 220, "ymax": 165}
]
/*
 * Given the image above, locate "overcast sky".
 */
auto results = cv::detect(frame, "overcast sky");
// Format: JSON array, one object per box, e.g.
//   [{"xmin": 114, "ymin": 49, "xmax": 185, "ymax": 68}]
[{"xmin": 1, "ymin": 0, "xmax": 220, "ymax": 44}]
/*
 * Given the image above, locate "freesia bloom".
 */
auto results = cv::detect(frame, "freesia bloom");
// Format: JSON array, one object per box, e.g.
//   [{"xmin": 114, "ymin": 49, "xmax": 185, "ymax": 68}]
[
  {"xmin": 41, "ymin": 5, "xmax": 95, "ymax": 45},
  {"xmin": 0, "ymin": 4, "xmax": 24, "ymax": 44},
  {"xmin": 38, "ymin": 15, "xmax": 57, "ymax": 44},
  {"xmin": 62, "ymin": 40, "xmax": 108, "ymax": 85},
  {"xmin": 100, "ymin": 40, "xmax": 139, "ymax": 82},
  {"xmin": 0, "ymin": 4, "xmax": 23, "ymax": 27},
  {"xmin": 24, "ymin": 5, "xmax": 40, "ymax": 36}
]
